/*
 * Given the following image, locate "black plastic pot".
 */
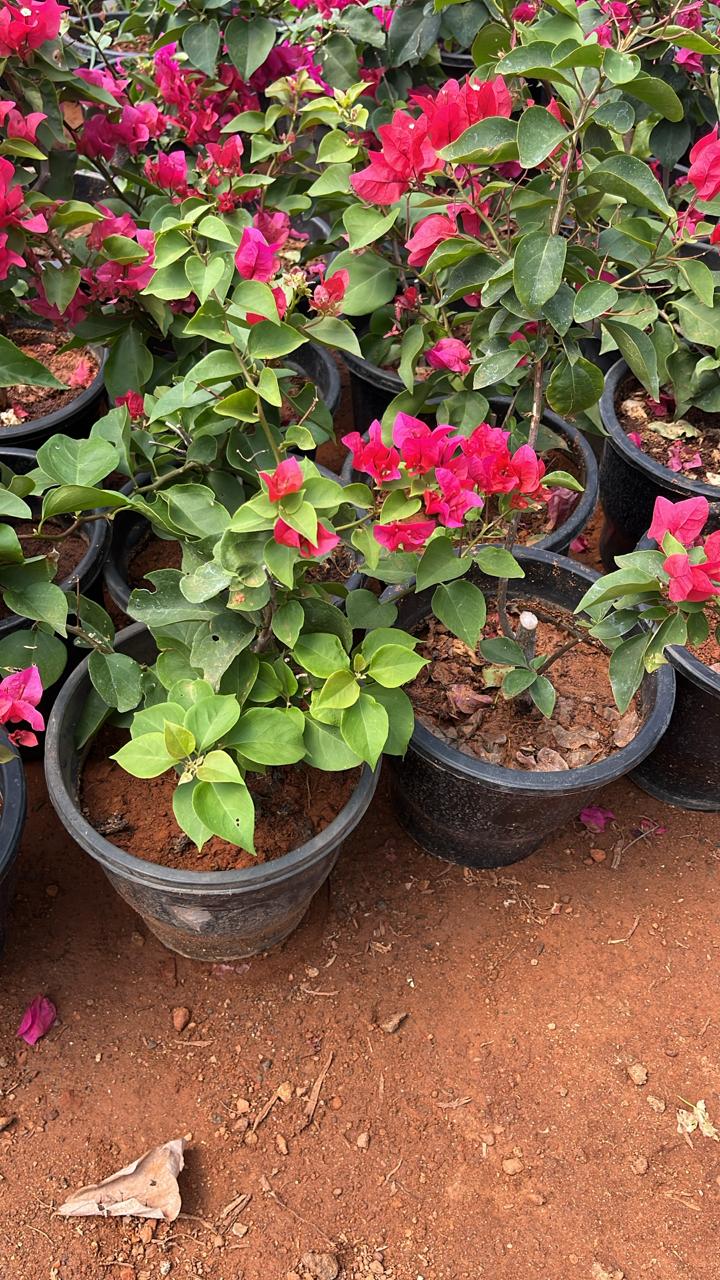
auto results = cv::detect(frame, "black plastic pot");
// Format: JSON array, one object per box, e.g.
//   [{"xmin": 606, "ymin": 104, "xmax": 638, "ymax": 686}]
[
  {"xmin": 439, "ymin": 48, "xmax": 474, "ymax": 76},
  {"xmin": 0, "ymin": 730, "xmax": 26, "ymax": 958},
  {"xmin": 387, "ymin": 547, "xmax": 676, "ymax": 869},
  {"xmin": 340, "ymin": 395, "xmax": 598, "ymax": 555},
  {"xmin": 0, "ymin": 325, "xmax": 107, "ymax": 450},
  {"xmin": 292, "ymin": 340, "xmax": 341, "ymax": 419},
  {"xmin": 599, "ymin": 359, "xmax": 720, "ymax": 569},
  {"xmin": 626, "ymin": 534, "xmax": 720, "ymax": 810},
  {"xmin": 44, "ymin": 624, "xmax": 380, "ymax": 960}
]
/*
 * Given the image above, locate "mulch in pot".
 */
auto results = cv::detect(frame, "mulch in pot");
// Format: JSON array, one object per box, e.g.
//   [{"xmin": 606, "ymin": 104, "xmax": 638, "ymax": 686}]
[
  {"xmin": 408, "ymin": 601, "xmax": 643, "ymax": 771},
  {"xmin": 616, "ymin": 373, "xmax": 720, "ymax": 486},
  {"xmin": 0, "ymin": 329, "xmax": 100, "ymax": 426},
  {"xmin": 81, "ymin": 728, "xmax": 359, "ymax": 872}
]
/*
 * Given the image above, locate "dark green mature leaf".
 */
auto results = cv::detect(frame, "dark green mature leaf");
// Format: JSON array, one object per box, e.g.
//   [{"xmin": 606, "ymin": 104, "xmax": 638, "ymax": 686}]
[
  {"xmin": 303, "ymin": 718, "xmax": 363, "ymax": 770},
  {"xmin": 0, "ymin": 628, "xmax": 67, "ymax": 687},
  {"xmin": 603, "ymin": 320, "xmax": 659, "ymax": 399},
  {"xmin": 573, "ymin": 280, "xmax": 619, "ymax": 323},
  {"xmin": 368, "ymin": 685, "xmax": 414, "ymax": 756},
  {"xmin": 225, "ymin": 16, "xmax": 275, "ymax": 78},
  {"xmin": 587, "ymin": 155, "xmax": 672, "ymax": 217},
  {"xmin": 88, "ymin": 652, "xmax": 143, "ymax": 713},
  {"xmin": 3, "ymin": 581, "xmax": 68, "ymax": 635},
  {"xmin": 546, "ymin": 358, "xmax": 604, "ymax": 415},
  {"xmin": 182, "ymin": 18, "xmax": 220, "ymax": 76},
  {"xmin": 416, "ymin": 535, "xmax": 471, "ymax": 590},
  {"xmin": 329, "ymin": 250, "xmax": 397, "ymax": 316},
  {"xmin": 37, "ymin": 436, "xmax": 117, "ymax": 487},
  {"xmin": 624, "ymin": 73, "xmax": 683, "ymax": 123},
  {"xmin": 318, "ymin": 32, "xmax": 360, "ymax": 86},
  {"xmin": 104, "ymin": 326, "xmax": 153, "ymax": 399},
  {"xmin": 513, "ymin": 233, "xmax": 567, "ymax": 313},
  {"xmin": 609, "ymin": 631, "xmax": 651, "ymax": 714},
  {"xmin": 440, "ymin": 117, "xmax": 518, "ymax": 165},
  {"xmin": 387, "ymin": 2, "xmax": 441, "ymax": 64},
  {"xmin": 517, "ymin": 106, "xmax": 567, "ymax": 168}
]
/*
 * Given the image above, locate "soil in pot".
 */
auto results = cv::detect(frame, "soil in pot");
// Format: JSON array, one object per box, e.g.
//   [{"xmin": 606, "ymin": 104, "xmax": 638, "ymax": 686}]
[
  {"xmin": 127, "ymin": 534, "xmax": 182, "ymax": 592},
  {"xmin": 304, "ymin": 542, "xmax": 359, "ymax": 586},
  {"xmin": 515, "ymin": 447, "xmax": 584, "ymax": 545},
  {"xmin": 615, "ymin": 373, "xmax": 720, "ymax": 486},
  {"xmin": 81, "ymin": 728, "xmax": 359, "ymax": 872},
  {"xmin": 408, "ymin": 601, "xmax": 642, "ymax": 771},
  {"xmin": 0, "ymin": 330, "xmax": 99, "ymax": 427},
  {"xmin": 0, "ymin": 519, "xmax": 90, "ymax": 619}
]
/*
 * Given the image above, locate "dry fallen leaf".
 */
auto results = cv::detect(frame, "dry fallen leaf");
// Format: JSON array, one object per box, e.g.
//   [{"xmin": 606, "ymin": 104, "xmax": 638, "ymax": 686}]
[
  {"xmin": 57, "ymin": 1138, "xmax": 185, "ymax": 1221},
  {"xmin": 380, "ymin": 1012, "xmax": 409, "ymax": 1034},
  {"xmin": 677, "ymin": 1099, "xmax": 720, "ymax": 1147}
]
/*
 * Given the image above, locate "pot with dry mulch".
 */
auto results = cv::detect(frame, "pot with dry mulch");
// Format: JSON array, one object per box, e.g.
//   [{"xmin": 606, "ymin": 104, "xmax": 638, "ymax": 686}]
[
  {"xmin": 386, "ymin": 548, "xmax": 675, "ymax": 869},
  {"xmin": 0, "ymin": 324, "xmax": 107, "ymax": 450},
  {"xmin": 599, "ymin": 359, "xmax": 720, "ymax": 569},
  {"xmin": 44, "ymin": 625, "xmax": 380, "ymax": 961},
  {"xmin": 0, "ymin": 730, "xmax": 26, "ymax": 957}
]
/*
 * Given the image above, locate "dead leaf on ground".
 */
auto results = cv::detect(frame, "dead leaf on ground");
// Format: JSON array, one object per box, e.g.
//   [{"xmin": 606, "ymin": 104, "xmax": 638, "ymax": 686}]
[
  {"xmin": 677, "ymin": 1099, "xmax": 720, "ymax": 1147},
  {"xmin": 613, "ymin": 709, "xmax": 640, "ymax": 749},
  {"xmin": 447, "ymin": 685, "xmax": 492, "ymax": 716},
  {"xmin": 57, "ymin": 1138, "xmax": 185, "ymax": 1221},
  {"xmin": 517, "ymin": 747, "xmax": 569, "ymax": 772},
  {"xmin": 551, "ymin": 724, "xmax": 600, "ymax": 750}
]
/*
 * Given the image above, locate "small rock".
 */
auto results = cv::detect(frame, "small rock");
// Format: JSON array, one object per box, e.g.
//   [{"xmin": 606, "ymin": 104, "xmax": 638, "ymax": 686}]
[
  {"xmin": 369, "ymin": 1263, "xmax": 384, "ymax": 1277},
  {"xmin": 159, "ymin": 1265, "xmax": 172, "ymax": 1278},
  {"xmin": 231, "ymin": 1222, "xmax": 248, "ymax": 1239},
  {"xmin": 245, "ymin": 1131, "xmax": 258, "ymax": 1147},
  {"xmin": 380, "ymin": 1012, "xmax": 408, "ymax": 1034},
  {"xmin": 130, "ymin": 931, "xmax": 145, "ymax": 948},
  {"xmin": 138, "ymin": 1222, "xmax": 155, "ymax": 1245},
  {"xmin": 235, "ymin": 1098, "xmax": 251, "ymax": 1114},
  {"xmin": 502, "ymin": 1157, "xmax": 524, "ymax": 1176},
  {"xmin": 330, "ymin": 1096, "xmax": 343, "ymax": 1111},
  {"xmin": 591, "ymin": 1264, "xmax": 624, "ymax": 1280},
  {"xmin": 46, "ymin": 884, "xmax": 59, "ymax": 898},
  {"xmin": 172, "ymin": 1007, "xmax": 191, "ymax": 1034},
  {"xmin": 589, "ymin": 848, "xmax": 607, "ymax": 863},
  {"xmin": 211, "ymin": 1234, "xmax": 224, "ymax": 1249},
  {"xmin": 0, "ymin": 1116, "xmax": 15, "ymax": 1133},
  {"xmin": 356, "ymin": 1131, "xmax": 371, "ymax": 1150},
  {"xmin": 481, "ymin": 1132, "xmax": 495, "ymax": 1146},
  {"xmin": 647, "ymin": 1095, "xmax": 666, "ymax": 1114},
  {"xmin": 299, "ymin": 1250, "xmax": 340, "ymax": 1280},
  {"xmin": 627, "ymin": 1062, "xmax": 648, "ymax": 1086},
  {"xmin": 631, "ymin": 1155, "xmax": 649, "ymax": 1176},
  {"xmin": 277, "ymin": 1081, "xmax": 293, "ymax": 1104},
  {"xmin": 276, "ymin": 1134, "xmax": 289, "ymax": 1156}
]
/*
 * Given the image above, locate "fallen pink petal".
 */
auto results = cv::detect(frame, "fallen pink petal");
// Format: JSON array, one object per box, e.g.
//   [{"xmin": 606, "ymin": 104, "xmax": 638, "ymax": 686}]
[
  {"xmin": 16, "ymin": 994, "xmax": 56, "ymax": 1045},
  {"xmin": 579, "ymin": 806, "xmax": 615, "ymax": 833}
]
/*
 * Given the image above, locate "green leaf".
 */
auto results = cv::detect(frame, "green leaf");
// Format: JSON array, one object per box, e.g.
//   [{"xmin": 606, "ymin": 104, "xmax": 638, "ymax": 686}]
[
  {"xmin": 603, "ymin": 48, "xmax": 640, "ymax": 84},
  {"xmin": 313, "ymin": 669, "xmax": 360, "ymax": 715},
  {"xmin": 416, "ymin": 535, "xmax": 471, "ymax": 591},
  {"xmin": 573, "ymin": 280, "xmax": 619, "ymax": 323},
  {"xmin": 42, "ymin": 486, "xmax": 128, "ymax": 520},
  {"xmin": 306, "ymin": 316, "xmax": 362, "ymax": 357},
  {"xmin": 88, "ymin": 651, "xmax": 143, "ymax": 713},
  {"xmin": 398, "ymin": 323, "xmax": 425, "ymax": 393},
  {"xmin": 609, "ymin": 631, "xmax": 650, "ymax": 714},
  {"xmin": 497, "ymin": 40, "xmax": 574, "ymax": 85},
  {"xmin": 587, "ymin": 155, "xmax": 672, "ymax": 218},
  {"xmin": 367, "ymin": 685, "xmax": 414, "ymax": 755},
  {"xmin": 192, "ymin": 779, "xmax": 255, "ymax": 851},
  {"xmin": 41, "ymin": 265, "xmax": 81, "ymax": 316},
  {"xmin": 432, "ymin": 581, "xmax": 486, "ymax": 650},
  {"xmin": 0, "ymin": 335, "xmax": 65, "ymax": 390},
  {"xmin": 678, "ymin": 258, "xmax": 715, "ymax": 309},
  {"xmin": 479, "ymin": 637, "xmax": 528, "ymax": 666},
  {"xmin": 185, "ymin": 255, "xmax": 226, "ymax": 306},
  {"xmin": 529, "ymin": 675, "xmax": 556, "ymax": 718},
  {"xmin": 225, "ymin": 15, "xmax": 275, "ymax": 78},
  {"xmin": 293, "ymin": 632, "xmax": 349, "ymax": 678},
  {"xmin": 3, "ymin": 581, "xmax": 68, "ymax": 635},
  {"xmin": 513, "ymin": 233, "xmax": 567, "ymax": 313},
  {"xmin": 440, "ymin": 117, "xmax": 518, "ymax": 165},
  {"xmin": 386, "ymin": 3, "xmax": 440, "ymax": 64},
  {"xmin": 366, "ymin": 644, "xmax": 426, "ymax": 688},
  {"xmin": 328, "ymin": 250, "xmax": 396, "ymax": 316},
  {"xmin": 474, "ymin": 547, "xmax": 525, "ymax": 578},
  {"xmin": 195, "ymin": 748, "xmax": 243, "ymax": 784},
  {"xmin": 0, "ymin": 628, "xmax": 66, "ymax": 687},
  {"xmin": 303, "ymin": 719, "xmax": 363, "ymax": 771},
  {"xmin": 603, "ymin": 320, "xmax": 659, "ymax": 400},
  {"xmin": 340, "ymin": 693, "xmax": 388, "ymax": 768},
  {"xmin": 502, "ymin": 667, "xmax": 537, "ymax": 698},
  {"xmin": 247, "ymin": 322, "xmax": 306, "ymax": 359},
  {"xmin": 36, "ymin": 435, "xmax": 117, "ymax": 487},
  {"xmin": 184, "ymin": 693, "xmax": 241, "ymax": 751},
  {"xmin": 172, "ymin": 779, "xmax": 213, "ymax": 850},
  {"xmin": 345, "ymin": 589, "xmax": 398, "ymax": 631},
  {"xmin": 318, "ymin": 32, "xmax": 360, "ymax": 86},
  {"xmin": 623, "ymin": 72, "xmax": 683, "ymax": 123},
  {"xmin": 546, "ymin": 358, "xmax": 604, "ymax": 415},
  {"xmin": 662, "ymin": 25, "xmax": 720, "ymax": 53},
  {"xmin": 226, "ymin": 706, "xmax": 305, "ymax": 765},
  {"xmin": 182, "ymin": 18, "xmax": 220, "ymax": 76},
  {"xmin": 104, "ymin": 326, "xmax": 152, "ymax": 400},
  {"xmin": 164, "ymin": 721, "xmax": 196, "ymax": 760},
  {"xmin": 111, "ymin": 732, "xmax": 178, "ymax": 779},
  {"xmin": 271, "ymin": 600, "xmax": 304, "ymax": 648},
  {"xmin": 517, "ymin": 105, "xmax": 566, "ymax": 168},
  {"xmin": 342, "ymin": 206, "xmax": 398, "ymax": 251}
]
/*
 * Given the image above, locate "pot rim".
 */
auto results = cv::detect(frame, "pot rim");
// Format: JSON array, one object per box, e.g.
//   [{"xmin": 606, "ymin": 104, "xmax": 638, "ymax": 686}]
[
  {"xmin": 44, "ymin": 622, "xmax": 380, "ymax": 893},
  {"xmin": 404, "ymin": 546, "xmax": 676, "ymax": 792},
  {"xmin": 601, "ymin": 358, "xmax": 720, "ymax": 501}
]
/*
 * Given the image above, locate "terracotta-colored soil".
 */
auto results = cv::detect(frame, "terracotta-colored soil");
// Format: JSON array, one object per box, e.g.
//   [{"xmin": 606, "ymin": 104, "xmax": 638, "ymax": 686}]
[
  {"xmin": 1, "ymin": 330, "xmax": 99, "ymax": 422},
  {"xmin": 81, "ymin": 730, "xmax": 358, "ymax": 872},
  {"xmin": 409, "ymin": 605, "xmax": 641, "ymax": 770},
  {"xmin": 616, "ymin": 375, "xmax": 720, "ymax": 485}
]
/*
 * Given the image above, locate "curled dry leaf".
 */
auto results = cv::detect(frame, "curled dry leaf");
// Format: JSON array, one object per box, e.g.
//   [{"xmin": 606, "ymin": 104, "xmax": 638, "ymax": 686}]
[
  {"xmin": 447, "ymin": 684, "xmax": 492, "ymax": 717},
  {"xmin": 677, "ymin": 1099, "xmax": 719, "ymax": 1146},
  {"xmin": 57, "ymin": 1138, "xmax": 186, "ymax": 1221},
  {"xmin": 613, "ymin": 709, "xmax": 640, "ymax": 749},
  {"xmin": 517, "ymin": 747, "xmax": 569, "ymax": 772}
]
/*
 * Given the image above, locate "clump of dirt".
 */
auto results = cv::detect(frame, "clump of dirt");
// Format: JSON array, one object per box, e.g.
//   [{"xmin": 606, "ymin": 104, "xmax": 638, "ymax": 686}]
[
  {"xmin": 616, "ymin": 374, "xmax": 720, "ymax": 485},
  {"xmin": 0, "ymin": 329, "xmax": 99, "ymax": 423},
  {"xmin": 81, "ymin": 728, "xmax": 359, "ymax": 872},
  {"xmin": 409, "ymin": 602, "xmax": 642, "ymax": 770}
]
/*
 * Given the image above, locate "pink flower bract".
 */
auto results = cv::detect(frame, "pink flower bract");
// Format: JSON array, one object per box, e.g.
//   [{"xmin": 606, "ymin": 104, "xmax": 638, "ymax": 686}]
[
  {"xmin": 0, "ymin": 665, "xmax": 44, "ymax": 732},
  {"xmin": 579, "ymin": 806, "xmax": 615, "ymax": 833},
  {"xmin": 17, "ymin": 995, "xmax": 56, "ymax": 1045},
  {"xmin": 647, "ymin": 495, "xmax": 708, "ymax": 548}
]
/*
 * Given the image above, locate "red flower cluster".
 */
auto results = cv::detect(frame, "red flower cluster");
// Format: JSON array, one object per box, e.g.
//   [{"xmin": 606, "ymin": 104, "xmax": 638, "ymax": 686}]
[
  {"xmin": 344, "ymin": 413, "xmax": 549, "ymax": 554},
  {"xmin": 351, "ymin": 77, "xmax": 511, "ymax": 206},
  {"xmin": 0, "ymin": 0, "xmax": 64, "ymax": 59},
  {"xmin": 688, "ymin": 128, "xmax": 720, "ymax": 202}
]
